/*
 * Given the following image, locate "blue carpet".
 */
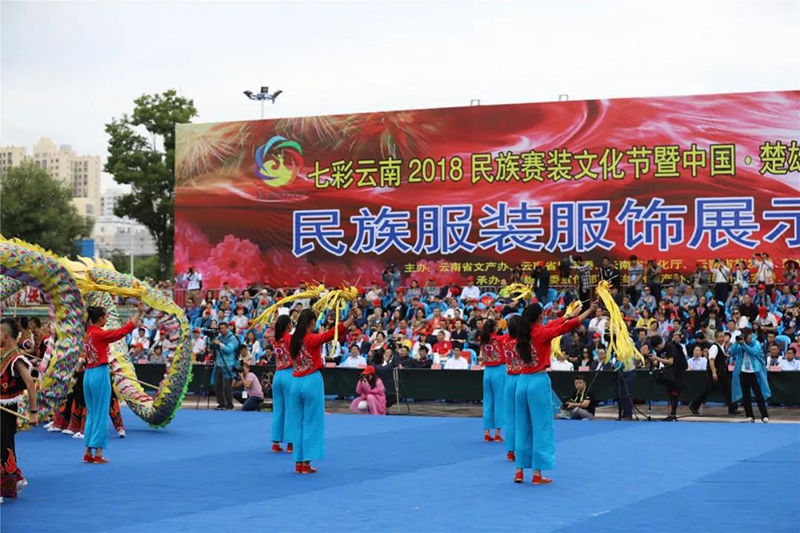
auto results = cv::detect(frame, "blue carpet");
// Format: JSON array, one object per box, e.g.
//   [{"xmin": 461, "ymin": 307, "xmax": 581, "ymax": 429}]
[{"xmin": 2, "ymin": 408, "xmax": 799, "ymax": 533}]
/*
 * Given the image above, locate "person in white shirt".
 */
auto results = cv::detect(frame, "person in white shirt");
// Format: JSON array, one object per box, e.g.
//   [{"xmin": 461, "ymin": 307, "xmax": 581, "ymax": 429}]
[
  {"xmin": 551, "ymin": 352, "xmax": 575, "ymax": 371},
  {"xmin": 752, "ymin": 253, "xmax": 774, "ymax": 286},
  {"xmin": 461, "ymin": 276, "xmax": 481, "ymax": 302},
  {"xmin": 232, "ymin": 308, "xmax": 249, "ymax": 333},
  {"xmin": 411, "ymin": 340, "xmax": 431, "ymax": 359},
  {"xmin": 130, "ymin": 327, "xmax": 150, "ymax": 351},
  {"xmin": 340, "ymin": 345, "xmax": 367, "ymax": 368},
  {"xmin": 151, "ymin": 329, "xmax": 176, "ymax": 357},
  {"xmin": 443, "ymin": 300, "xmax": 461, "ymax": 320},
  {"xmin": 444, "ymin": 345, "xmax": 470, "ymax": 369},
  {"xmin": 778, "ymin": 347, "xmax": 800, "ymax": 371},
  {"xmin": 588, "ymin": 309, "xmax": 608, "ymax": 339},
  {"xmin": 185, "ymin": 267, "xmax": 202, "ymax": 292},
  {"xmin": 687, "ymin": 345, "xmax": 708, "ymax": 371},
  {"xmin": 191, "ymin": 329, "xmax": 207, "ymax": 359},
  {"xmin": 218, "ymin": 282, "xmax": 235, "ymax": 302}
]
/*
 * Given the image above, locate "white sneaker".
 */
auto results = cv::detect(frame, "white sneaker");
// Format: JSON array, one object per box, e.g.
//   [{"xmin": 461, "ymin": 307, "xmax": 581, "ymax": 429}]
[
  {"xmin": 761, "ymin": 417, "xmax": 769, "ymax": 423},
  {"xmin": 47, "ymin": 425, "xmax": 62, "ymax": 432},
  {"xmin": 746, "ymin": 417, "xmax": 755, "ymax": 423},
  {"xmin": 43, "ymin": 422, "xmax": 53, "ymax": 430},
  {"xmin": 0, "ymin": 496, "xmax": 4, "ymax": 504},
  {"xmin": 62, "ymin": 429, "xmax": 75, "ymax": 435},
  {"xmin": 73, "ymin": 432, "xmax": 84, "ymax": 439},
  {"xmin": 16, "ymin": 479, "xmax": 28, "ymax": 493},
  {"xmin": 118, "ymin": 429, "xmax": 126, "ymax": 438}
]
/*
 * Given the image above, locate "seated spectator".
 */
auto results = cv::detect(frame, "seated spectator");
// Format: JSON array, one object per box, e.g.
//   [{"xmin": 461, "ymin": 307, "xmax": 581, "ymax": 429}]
[
  {"xmin": 739, "ymin": 293, "xmax": 758, "ymax": 324},
  {"xmin": 591, "ymin": 348, "xmax": 613, "ymax": 371},
  {"xmin": 620, "ymin": 296, "xmax": 637, "ymax": 321},
  {"xmin": 777, "ymin": 285, "xmax": 797, "ymax": 312},
  {"xmin": 130, "ymin": 327, "xmax": 150, "ymax": 351},
  {"xmin": 754, "ymin": 307, "xmax": 778, "ymax": 336},
  {"xmin": 149, "ymin": 345, "xmax": 168, "ymax": 365},
  {"xmin": 243, "ymin": 331, "xmax": 262, "ymax": 361},
  {"xmin": 432, "ymin": 331, "xmax": 453, "ymax": 365},
  {"xmin": 340, "ymin": 345, "xmax": 367, "ymax": 368},
  {"xmin": 375, "ymin": 347, "xmax": 399, "ymax": 369},
  {"xmin": 575, "ymin": 348, "xmax": 593, "ymax": 370},
  {"xmin": 779, "ymin": 347, "xmax": 800, "ymax": 371},
  {"xmin": 151, "ymin": 329, "xmax": 176, "ymax": 358},
  {"xmin": 551, "ymin": 352, "xmax": 575, "ymax": 371},
  {"xmin": 411, "ymin": 343, "xmax": 433, "ymax": 368},
  {"xmin": 232, "ymin": 307, "xmax": 249, "ymax": 334},
  {"xmin": 588, "ymin": 309, "xmax": 608, "ymax": 338},
  {"xmin": 260, "ymin": 345, "xmax": 274, "ymax": 365},
  {"xmin": 766, "ymin": 344, "xmax": 783, "ymax": 367},
  {"xmin": 558, "ymin": 375, "xmax": 595, "ymax": 420},
  {"xmin": 444, "ymin": 345, "xmax": 470, "ymax": 369},
  {"xmin": 232, "ymin": 360, "xmax": 263, "ymax": 411},
  {"xmin": 636, "ymin": 308, "xmax": 655, "ymax": 331},
  {"xmin": 397, "ymin": 345, "xmax": 415, "ymax": 367},
  {"xmin": 218, "ymin": 281, "xmax": 235, "ymax": 302},
  {"xmin": 687, "ymin": 345, "xmax": 708, "ymax": 371},
  {"xmin": 130, "ymin": 343, "xmax": 148, "ymax": 364},
  {"xmin": 461, "ymin": 276, "xmax": 481, "ymax": 303},
  {"xmin": 349, "ymin": 366, "xmax": 387, "ymax": 415},
  {"xmin": 679, "ymin": 284, "xmax": 698, "ymax": 313},
  {"xmin": 637, "ymin": 286, "xmax": 657, "ymax": 313},
  {"xmin": 191, "ymin": 328, "xmax": 206, "ymax": 361}
]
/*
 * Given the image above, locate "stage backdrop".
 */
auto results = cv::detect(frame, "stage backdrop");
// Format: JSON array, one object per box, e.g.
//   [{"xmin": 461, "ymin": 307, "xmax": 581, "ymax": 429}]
[{"xmin": 175, "ymin": 91, "xmax": 800, "ymax": 288}]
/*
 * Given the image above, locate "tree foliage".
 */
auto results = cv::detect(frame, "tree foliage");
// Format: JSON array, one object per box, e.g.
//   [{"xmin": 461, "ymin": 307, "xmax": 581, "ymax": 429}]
[
  {"xmin": 105, "ymin": 89, "xmax": 197, "ymax": 280},
  {"xmin": 0, "ymin": 162, "xmax": 93, "ymax": 256}
]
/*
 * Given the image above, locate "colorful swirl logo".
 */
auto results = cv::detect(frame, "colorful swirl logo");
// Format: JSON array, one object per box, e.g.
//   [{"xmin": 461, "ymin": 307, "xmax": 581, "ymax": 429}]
[{"xmin": 253, "ymin": 135, "xmax": 304, "ymax": 187}]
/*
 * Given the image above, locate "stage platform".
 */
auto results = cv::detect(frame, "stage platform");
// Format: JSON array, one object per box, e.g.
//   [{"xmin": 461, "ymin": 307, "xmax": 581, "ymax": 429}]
[{"xmin": 3, "ymin": 408, "xmax": 798, "ymax": 533}]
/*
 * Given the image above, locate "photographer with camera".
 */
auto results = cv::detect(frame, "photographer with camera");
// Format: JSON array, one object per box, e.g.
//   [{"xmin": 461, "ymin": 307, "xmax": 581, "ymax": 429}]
[
  {"xmin": 648, "ymin": 334, "xmax": 687, "ymax": 421},
  {"xmin": 232, "ymin": 357, "xmax": 264, "ymax": 411},
  {"xmin": 349, "ymin": 365, "xmax": 387, "ymax": 415},
  {"xmin": 729, "ymin": 327, "xmax": 771, "ymax": 422},
  {"xmin": 211, "ymin": 322, "xmax": 239, "ymax": 410}
]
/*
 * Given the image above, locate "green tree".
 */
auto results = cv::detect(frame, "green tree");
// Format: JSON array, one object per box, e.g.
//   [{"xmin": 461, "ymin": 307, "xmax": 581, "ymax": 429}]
[
  {"xmin": 105, "ymin": 89, "xmax": 197, "ymax": 280},
  {"xmin": 0, "ymin": 162, "xmax": 93, "ymax": 256}
]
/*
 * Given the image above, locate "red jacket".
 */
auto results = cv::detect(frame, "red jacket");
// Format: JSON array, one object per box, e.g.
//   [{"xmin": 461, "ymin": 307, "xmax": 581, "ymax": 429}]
[
  {"xmin": 519, "ymin": 317, "xmax": 579, "ymax": 374},
  {"xmin": 274, "ymin": 333, "xmax": 292, "ymax": 371},
  {"xmin": 293, "ymin": 324, "xmax": 346, "ymax": 377},
  {"xmin": 85, "ymin": 321, "xmax": 135, "ymax": 368}
]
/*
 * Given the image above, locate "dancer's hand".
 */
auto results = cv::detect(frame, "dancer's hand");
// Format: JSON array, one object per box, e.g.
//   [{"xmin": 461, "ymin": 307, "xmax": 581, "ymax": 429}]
[
  {"xmin": 29, "ymin": 412, "xmax": 39, "ymax": 426},
  {"xmin": 565, "ymin": 303, "xmax": 582, "ymax": 318}
]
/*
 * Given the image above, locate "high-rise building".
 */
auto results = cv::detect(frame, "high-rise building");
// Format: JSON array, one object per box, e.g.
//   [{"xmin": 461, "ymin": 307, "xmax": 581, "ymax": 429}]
[
  {"xmin": 93, "ymin": 188, "xmax": 157, "ymax": 257},
  {"xmin": 101, "ymin": 187, "xmax": 128, "ymax": 217},
  {"xmin": 0, "ymin": 138, "xmax": 102, "ymax": 220}
]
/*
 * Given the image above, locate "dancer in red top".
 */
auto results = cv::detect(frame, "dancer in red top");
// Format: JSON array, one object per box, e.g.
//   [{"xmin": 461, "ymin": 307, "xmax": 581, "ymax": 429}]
[
  {"xmin": 514, "ymin": 301, "xmax": 597, "ymax": 484},
  {"xmin": 270, "ymin": 315, "xmax": 294, "ymax": 453},
  {"xmin": 83, "ymin": 303, "xmax": 143, "ymax": 464},
  {"xmin": 288, "ymin": 309, "xmax": 354, "ymax": 474},
  {"xmin": 479, "ymin": 319, "xmax": 507, "ymax": 442}
]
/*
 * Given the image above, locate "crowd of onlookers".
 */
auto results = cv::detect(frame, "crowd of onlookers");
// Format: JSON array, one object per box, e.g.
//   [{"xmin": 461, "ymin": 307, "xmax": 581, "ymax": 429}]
[{"xmin": 147, "ymin": 253, "xmax": 800, "ymax": 374}]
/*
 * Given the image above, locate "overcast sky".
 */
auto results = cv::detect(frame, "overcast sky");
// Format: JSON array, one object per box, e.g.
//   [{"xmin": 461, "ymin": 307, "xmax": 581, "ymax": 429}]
[{"xmin": 2, "ymin": 0, "xmax": 799, "ymax": 192}]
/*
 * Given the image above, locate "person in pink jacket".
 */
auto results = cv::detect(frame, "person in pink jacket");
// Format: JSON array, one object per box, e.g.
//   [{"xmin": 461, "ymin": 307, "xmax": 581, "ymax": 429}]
[{"xmin": 349, "ymin": 366, "xmax": 387, "ymax": 415}]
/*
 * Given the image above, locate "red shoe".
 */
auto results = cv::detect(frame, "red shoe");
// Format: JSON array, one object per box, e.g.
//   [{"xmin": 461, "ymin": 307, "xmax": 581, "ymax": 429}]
[
  {"xmin": 271, "ymin": 443, "xmax": 283, "ymax": 453},
  {"xmin": 532, "ymin": 474, "xmax": 552, "ymax": 485},
  {"xmin": 507, "ymin": 451, "xmax": 515, "ymax": 462},
  {"xmin": 493, "ymin": 434, "xmax": 503, "ymax": 442},
  {"xmin": 483, "ymin": 434, "xmax": 492, "ymax": 442},
  {"xmin": 92, "ymin": 456, "xmax": 110, "ymax": 464},
  {"xmin": 301, "ymin": 464, "xmax": 317, "ymax": 474},
  {"xmin": 295, "ymin": 463, "xmax": 303, "ymax": 474},
  {"xmin": 286, "ymin": 443, "xmax": 293, "ymax": 453},
  {"xmin": 83, "ymin": 454, "xmax": 94, "ymax": 464},
  {"xmin": 514, "ymin": 470, "xmax": 523, "ymax": 483}
]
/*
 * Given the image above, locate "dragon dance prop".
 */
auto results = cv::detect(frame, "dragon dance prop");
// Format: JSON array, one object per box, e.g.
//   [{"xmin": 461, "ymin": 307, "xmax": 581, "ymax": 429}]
[
  {"xmin": 0, "ymin": 236, "xmax": 86, "ymax": 417},
  {"xmin": 595, "ymin": 280, "xmax": 644, "ymax": 368},
  {"xmin": 62, "ymin": 257, "xmax": 194, "ymax": 428},
  {"xmin": 0, "ymin": 275, "xmax": 25, "ymax": 302},
  {"xmin": 251, "ymin": 282, "xmax": 328, "ymax": 328},
  {"xmin": 0, "ymin": 236, "xmax": 193, "ymax": 427}
]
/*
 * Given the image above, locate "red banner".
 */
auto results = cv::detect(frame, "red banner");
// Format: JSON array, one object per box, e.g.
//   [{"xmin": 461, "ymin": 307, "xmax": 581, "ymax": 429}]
[{"xmin": 175, "ymin": 91, "xmax": 800, "ymax": 288}]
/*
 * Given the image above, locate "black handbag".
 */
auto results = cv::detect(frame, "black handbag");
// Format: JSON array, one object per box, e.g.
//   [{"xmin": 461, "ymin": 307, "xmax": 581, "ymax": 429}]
[{"xmin": 654, "ymin": 365, "xmax": 676, "ymax": 385}]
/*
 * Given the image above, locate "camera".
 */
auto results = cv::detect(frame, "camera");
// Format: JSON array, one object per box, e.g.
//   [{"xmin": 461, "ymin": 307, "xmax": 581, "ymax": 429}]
[{"xmin": 203, "ymin": 328, "xmax": 218, "ymax": 340}]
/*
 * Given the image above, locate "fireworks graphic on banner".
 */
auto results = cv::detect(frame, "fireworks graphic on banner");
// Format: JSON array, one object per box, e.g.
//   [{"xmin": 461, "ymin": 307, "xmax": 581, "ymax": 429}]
[{"xmin": 175, "ymin": 122, "xmax": 250, "ymax": 185}]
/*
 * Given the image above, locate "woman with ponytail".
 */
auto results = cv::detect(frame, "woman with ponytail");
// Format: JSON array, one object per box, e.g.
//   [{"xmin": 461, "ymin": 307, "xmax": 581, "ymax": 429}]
[
  {"xmin": 288, "ymin": 309, "xmax": 354, "ymax": 474},
  {"xmin": 514, "ymin": 300, "xmax": 596, "ymax": 484},
  {"xmin": 503, "ymin": 315, "xmax": 522, "ymax": 462},
  {"xmin": 270, "ymin": 314, "xmax": 294, "ymax": 453},
  {"xmin": 82, "ymin": 302, "xmax": 144, "ymax": 464},
  {"xmin": 479, "ymin": 318, "xmax": 506, "ymax": 442}
]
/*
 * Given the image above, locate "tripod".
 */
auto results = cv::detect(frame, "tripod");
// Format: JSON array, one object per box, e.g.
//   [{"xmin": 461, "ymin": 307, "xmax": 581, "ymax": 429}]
[{"xmin": 391, "ymin": 366, "xmax": 411, "ymax": 415}]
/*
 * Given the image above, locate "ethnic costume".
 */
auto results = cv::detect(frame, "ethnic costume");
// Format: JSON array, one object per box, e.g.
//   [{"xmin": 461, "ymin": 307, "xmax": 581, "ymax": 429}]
[
  {"xmin": 1, "ymin": 348, "xmax": 30, "ymax": 498},
  {"xmin": 83, "ymin": 321, "xmax": 135, "ymax": 452},
  {"xmin": 480, "ymin": 334, "xmax": 507, "ymax": 435},
  {"xmin": 503, "ymin": 336, "xmax": 522, "ymax": 459},
  {"xmin": 288, "ymin": 324, "xmax": 345, "ymax": 467},
  {"xmin": 515, "ymin": 317, "xmax": 579, "ymax": 474},
  {"xmin": 270, "ymin": 333, "xmax": 294, "ymax": 450}
]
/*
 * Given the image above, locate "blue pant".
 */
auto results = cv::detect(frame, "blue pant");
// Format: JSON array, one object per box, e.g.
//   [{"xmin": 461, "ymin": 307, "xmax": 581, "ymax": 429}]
[
  {"xmin": 83, "ymin": 365, "xmax": 111, "ymax": 450},
  {"xmin": 515, "ymin": 373, "xmax": 555, "ymax": 471},
  {"xmin": 483, "ymin": 364, "xmax": 506, "ymax": 430},
  {"xmin": 288, "ymin": 371, "xmax": 324, "ymax": 462},
  {"xmin": 504, "ymin": 373, "xmax": 519, "ymax": 452},
  {"xmin": 271, "ymin": 368, "xmax": 294, "ymax": 444}
]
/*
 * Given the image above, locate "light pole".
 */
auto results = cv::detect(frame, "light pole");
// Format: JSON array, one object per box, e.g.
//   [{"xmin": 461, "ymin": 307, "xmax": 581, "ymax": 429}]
[
  {"xmin": 128, "ymin": 224, "xmax": 134, "ymax": 276},
  {"xmin": 243, "ymin": 86, "xmax": 283, "ymax": 119}
]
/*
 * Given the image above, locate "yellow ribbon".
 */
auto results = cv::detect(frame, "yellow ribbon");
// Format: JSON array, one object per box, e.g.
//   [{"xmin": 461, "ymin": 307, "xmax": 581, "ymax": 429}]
[
  {"xmin": 251, "ymin": 283, "xmax": 327, "ymax": 328},
  {"xmin": 507, "ymin": 283, "xmax": 535, "ymax": 302},
  {"xmin": 550, "ymin": 300, "xmax": 582, "ymax": 357},
  {"xmin": 312, "ymin": 284, "xmax": 359, "ymax": 347},
  {"xmin": 595, "ymin": 280, "xmax": 643, "ymax": 367}
]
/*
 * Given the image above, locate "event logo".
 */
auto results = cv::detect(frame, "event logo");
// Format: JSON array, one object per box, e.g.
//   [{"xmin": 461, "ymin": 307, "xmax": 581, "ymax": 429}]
[{"xmin": 253, "ymin": 135, "xmax": 304, "ymax": 187}]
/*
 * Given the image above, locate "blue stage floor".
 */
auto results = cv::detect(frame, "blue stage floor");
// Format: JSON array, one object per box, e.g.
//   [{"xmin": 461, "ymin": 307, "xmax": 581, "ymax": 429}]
[{"xmin": 2, "ymin": 408, "xmax": 799, "ymax": 533}]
